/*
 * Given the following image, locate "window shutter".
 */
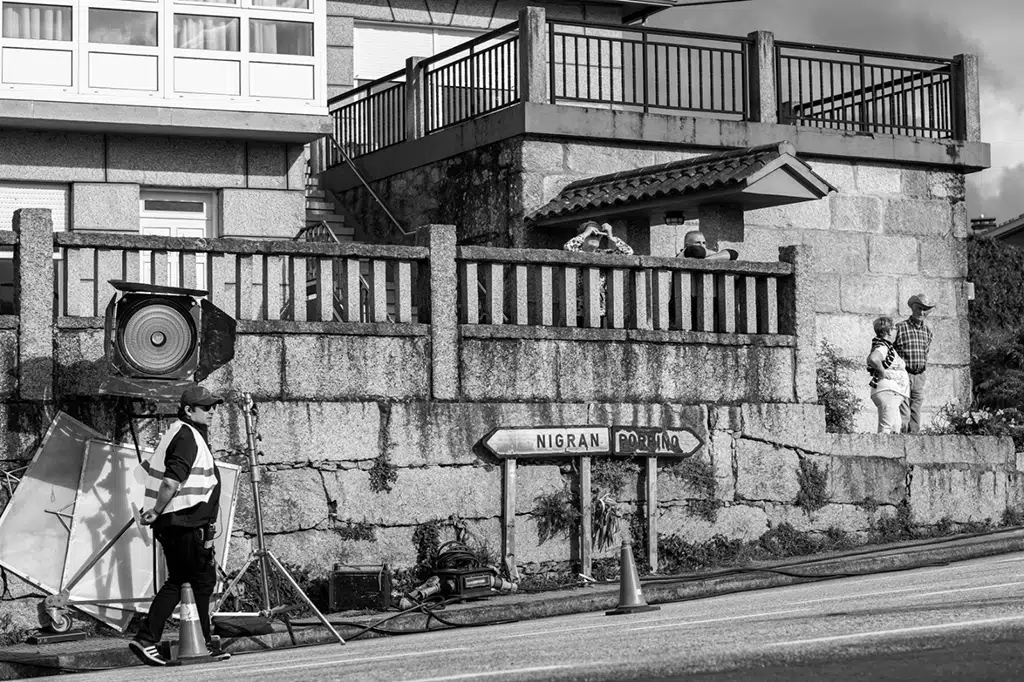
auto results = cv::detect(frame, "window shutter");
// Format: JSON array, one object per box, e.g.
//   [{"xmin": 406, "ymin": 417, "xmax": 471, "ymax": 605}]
[{"xmin": 0, "ymin": 183, "xmax": 69, "ymax": 232}]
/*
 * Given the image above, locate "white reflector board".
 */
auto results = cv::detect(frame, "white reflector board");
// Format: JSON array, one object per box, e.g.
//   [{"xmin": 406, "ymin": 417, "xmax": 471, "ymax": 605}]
[
  {"xmin": 0, "ymin": 413, "xmax": 102, "ymax": 595},
  {"xmin": 60, "ymin": 440, "xmax": 156, "ymax": 631}
]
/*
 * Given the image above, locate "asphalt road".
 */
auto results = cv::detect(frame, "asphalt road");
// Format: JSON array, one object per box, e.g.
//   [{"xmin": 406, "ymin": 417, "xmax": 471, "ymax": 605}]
[{"xmin": 78, "ymin": 552, "xmax": 1024, "ymax": 681}]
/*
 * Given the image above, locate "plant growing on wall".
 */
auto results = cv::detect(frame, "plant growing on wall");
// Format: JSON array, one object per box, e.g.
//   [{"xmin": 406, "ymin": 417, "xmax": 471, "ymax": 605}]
[
  {"xmin": 795, "ymin": 457, "xmax": 829, "ymax": 513},
  {"xmin": 816, "ymin": 340, "xmax": 864, "ymax": 433},
  {"xmin": 591, "ymin": 459, "xmax": 639, "ymax": 551},
  {"xmin": 334, "ymin": 519, "xmax": 377, "ymax": 543},
  {"xmin": 532, "ymin": 486, "xmax": 581, "ymax": 545},
  {"xmin": 368, "ymin": 450, "xmax": 398, "ymax": 493},
  {"xmin": 665, "ymin": 456, "xmax": 718, "ymax": 523}
]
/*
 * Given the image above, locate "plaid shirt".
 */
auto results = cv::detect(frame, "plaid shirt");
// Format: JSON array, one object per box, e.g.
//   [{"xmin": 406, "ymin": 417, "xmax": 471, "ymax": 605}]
[{"xmin": 893, "ymin": 317, "xmax": 932, "ymax": 373}]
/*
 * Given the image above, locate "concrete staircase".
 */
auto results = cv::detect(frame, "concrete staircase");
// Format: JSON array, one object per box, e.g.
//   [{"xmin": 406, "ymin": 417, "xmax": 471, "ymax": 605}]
[{"xmin": 304, "ymin": 169, "xmax": 353, "ymax": 242}]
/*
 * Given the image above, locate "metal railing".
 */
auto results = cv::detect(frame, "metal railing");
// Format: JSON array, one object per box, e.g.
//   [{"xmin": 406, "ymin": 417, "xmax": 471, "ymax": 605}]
[
  {"xmin": 422, "ymin": 21, "xmax": 521, "ymax": 134},
  {"xmin": 548, "ymin": 21, "xmax": 749, "ymax": 118},
  {"xmin": 456, "ymin": 247, "xmax": 791, "ymax": 335},
  {"xmin": 327, "ymin": 70, "xmax": 406, "ymax": 163},
  {"xmin": 776, "ymin": 41, "xmax": 956, "ymax": 139},
  {"xmin": 54, "ymin": 232, "xmax": 427, "ymax": 325}
]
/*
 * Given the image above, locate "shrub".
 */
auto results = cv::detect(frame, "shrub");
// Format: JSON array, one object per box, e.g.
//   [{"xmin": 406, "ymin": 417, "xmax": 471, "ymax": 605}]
[
  {"xmin": 816, "ymin": 340, "xmax": 864, "ymax": 433},
  {"xmin": 368, "ymin": 451, "xmax": 399, "ymax": 493},
  {"xmin": 795, "ymin": 457, "xmax": 829, "ymax": 513},
  {"xmin": 926, "ymin": 404, "xmax": 1024, "ymax": 449},
  {"xmin": 665, "ymin": 456, "xmax": 718, "ymax": 522},
  {"xmin": 532, "ymin": 487, "xmax": 580, "ymax": 545}
]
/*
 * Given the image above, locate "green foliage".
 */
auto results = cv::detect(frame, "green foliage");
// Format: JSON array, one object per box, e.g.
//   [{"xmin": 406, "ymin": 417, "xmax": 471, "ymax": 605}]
[
  {"xmin": 532, "ymin": 487, "xmax": 581, "ymax": 545},
  {"xmin": 816, "ymin": 340, "xmax": 865, "ymax": 433},
  {"xmin": 1002, "ymin": 506, "xmax": 1024, "ymax": 527},
  {"xmin": 795, "ymin": 457, "xmax": 829, "ymax": 513},
  {"xmin": 368, "ymin": 451, "xmax": 398, "ymax": 494},
  {"xmin": 592, "ymin": 458, "xmax": 639, "ymax": 497},
  {"xmin": 855, "ymin": 496, "xmax": 881, "ymax": 513},
  {"xmin": 966, "ymin": 238, "xmax": 1024, "ymax": 329},
  {"xmin": 627, "ymin": 508, "xmax": 649, "ymax": 574},
  {"xmin": 222, "ymin": 561, "xmax": 329, "ymax": 616},
  {"xmin": 334, "ymin": 519, "xmax": 377, "ymax": 543},
  {"xmin": 0, "ymin": 612, "xmax": 30, "ymax": 647},
  {"xmin": 411, "ymin": 520, "xmax": 442, "ymax": 582},
  {"xmin": 590, "ymin": 459, "xmax": 639, "ymax": 551},
  {"xmin": 926, "ymin": 404, "xmax": 1024, "ymax": 449},
  {"xmin": 868, "ymin": 499, "xmax": 914, "ymax": 543},
  {"xmin": 666, "ymin": 457, "xmax": 718, "ymax": 522}
]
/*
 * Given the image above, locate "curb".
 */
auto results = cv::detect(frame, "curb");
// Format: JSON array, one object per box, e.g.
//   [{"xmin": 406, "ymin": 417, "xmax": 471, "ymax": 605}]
[{"xmin": 2, "ymin": 529, "xmax": 1023, "ymax": 678}]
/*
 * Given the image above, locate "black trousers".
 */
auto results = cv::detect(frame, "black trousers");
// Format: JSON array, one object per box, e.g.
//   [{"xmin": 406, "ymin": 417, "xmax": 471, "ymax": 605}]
[{"xmin": 138, "ymin": 526, "xmax": 216, "ymax": 644}]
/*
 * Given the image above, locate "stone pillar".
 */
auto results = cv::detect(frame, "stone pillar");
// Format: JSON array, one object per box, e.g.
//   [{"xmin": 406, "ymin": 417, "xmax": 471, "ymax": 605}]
[
  {"xmin": 746, "ymin": 31, "xmax": 776, "ymax": 124},
  {"xmin": 71, "ymin": 183, "xmax": 139, "ymax": 232},
  {"xmin": 519, "ymin": 6, "xmax": 548, "ymax": 104},
  {"xmin": 779, "ymin": 244, "xmax": 816, "ymax": 404},
  {"xmin": 13, "ymin": 209, "xmax": 54, "ymax": 402},
  {"xmin": 405, "ymin": 56, "xmax": 426, "ymax": 141},
  {"xmin": 952, "ymin": 53, "xmax": 981, "ymax": 142},
  {"xmin": 418, "ymin": 224, "xmax": 459, "ymax": 400},
  {"xmin": 697, "ymin": 203, "xmax": 744, "ymax": 250}
]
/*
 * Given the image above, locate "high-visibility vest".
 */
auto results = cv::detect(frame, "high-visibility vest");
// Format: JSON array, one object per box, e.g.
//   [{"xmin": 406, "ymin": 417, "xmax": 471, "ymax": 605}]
[{"xmin": 142, "ymin": 421, "xmax": 217, "ymax": 514}]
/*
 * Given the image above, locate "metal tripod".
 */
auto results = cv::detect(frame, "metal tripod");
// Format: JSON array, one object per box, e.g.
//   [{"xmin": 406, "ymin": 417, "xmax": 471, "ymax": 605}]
[{"xmin": 213, "ymin": 393, "xmax": 344, "ymax": 644}]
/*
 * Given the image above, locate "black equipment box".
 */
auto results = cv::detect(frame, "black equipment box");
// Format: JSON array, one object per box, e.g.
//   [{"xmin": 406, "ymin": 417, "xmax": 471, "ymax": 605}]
[
  {"xmin": 328, "ymin": 564, "xmax": 393, "ymax": 612},
  {"xmin": 436, "ymin": 567, "xmax": 495, "ymax": 599}
]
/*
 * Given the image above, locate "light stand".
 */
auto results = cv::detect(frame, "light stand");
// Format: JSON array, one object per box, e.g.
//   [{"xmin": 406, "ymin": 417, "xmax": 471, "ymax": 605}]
[{"xmin": 214, "ymin": 394, "xmax": 344, "ymax": 645}]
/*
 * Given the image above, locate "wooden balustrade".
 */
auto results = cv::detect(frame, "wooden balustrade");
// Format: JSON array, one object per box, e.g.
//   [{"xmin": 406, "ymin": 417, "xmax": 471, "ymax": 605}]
[
  {"xmin": 456, "ymin": 247, "xmax": 791, "ymax": 335},
  {"xmin": 54, "ymin": 233, "xmax": 427, "ymax": 325}
]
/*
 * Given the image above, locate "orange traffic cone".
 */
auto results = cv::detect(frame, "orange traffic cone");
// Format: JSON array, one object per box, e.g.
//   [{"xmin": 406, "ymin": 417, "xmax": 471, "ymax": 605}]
[
  {"xmin": 175, "ymin": 583, "xmax": 212, "ymax": 663},
  {"xmin": 606, "ymin": 541, "xmax": 659, "ymax": 616}
]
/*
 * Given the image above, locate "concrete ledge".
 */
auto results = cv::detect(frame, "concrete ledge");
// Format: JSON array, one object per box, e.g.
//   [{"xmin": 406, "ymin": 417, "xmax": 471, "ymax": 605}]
[
  {"xmin": 237, "ymin": 320, "xmax": 429, "ymax": 337},
  {"xmin": 326, "ymin": 102, "xmax": 991, "ymax": 190},
  {"xmin": 461, "ymin": 324, "xmax": 796, "ymax": 347},
  {"xmin": 0, "ymin": 98, "xmax": 331, "ymax": 143}
]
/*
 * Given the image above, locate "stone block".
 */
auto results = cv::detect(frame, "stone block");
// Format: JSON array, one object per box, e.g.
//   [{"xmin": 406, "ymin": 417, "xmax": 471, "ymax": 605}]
[
  {"xmin": 1007, "ymin": 472, "xmax": 1024, "ymax": 511},
  {"xmin": 55, "ymin": 329, "xmax": 107, "ymax": 397},
  {"xmin": 564, "ymin": 145, "xmax": 657, "ymax": 175},
  {"xmin": 725, "ymin": 226, "xmax": 801, "ymax": 264},
  {"xmin": 711, "ymin": 405, "xmax": 743, "ymax": 433},
  {"xmin": 326, "ymin": 14, "xmax": 353, "ymax": 46},
  {"xmin": 234, "ymin": 467, "xmax": 328, "ymax": 534},
  {"xmin": 521, "ymin": 141, "xmax": 565, "ymax": 173},
  {"xmin": 222, "ymin": 189, "xmax": 304, "ymax": 239},
  {"xmin": 808, "ymin": 161, "xmax": 856, "ymax": 193},
  {"xmin": 327, "ymin": 46, "xmax": 354, "ymax": 90},
  {"xmin": 657, "ymin": 503, "xmax": 768, "ymax": 544},
  {"xmin": 856, "ymin": 164, "xmax": 902, "ymax": 195},
  {"xmin": 204, "ymin": 335, "xmax": 284, "ymax": 400},
  {"xmin": 286, "ymin": 144, "xmax": 306, "ymax": 191},
  {"xmin": 827, "ymin": 456, "xmax": 906, "ymax": 505},
  {"xmin": 107, "ymin": 135, "xmax": 245, "ymax": 187},
  {"xmin": 0, "ymin": 130, "xmax": 104, "ymax": 182},
  {"xmin": 896, "ymin": 276, "xmax": 961, "ymax": 319},
  {"xmin": 587, "ymin": 403, "xmax": 709, "ymax": 445},
  {"xmin": 868, "ymin": 235, "xmax": 920, "ymax": 275},
  {"xmin": 740, "ymin": 403, "xmax": 827, "ymax": 448},
  {"xmin": 952, "ymin": 200, "xmax": 969, "ymax": 239},
  {"xmin": 801, "ymin": 231, "xmax": 867, "ymax": 274},
  {"xmin": 806, "ymin": 273, "xmax": 841, "ymax": 313},
  {"xmin": 329, "ymin": 1, "xmax": 392, "ymax": 22},
  {"xmin": 910, "ymin": 466, "xmax": 1007, "ymax": 524},
  {"xmin": 904, "ymin": 435, "xmax": 1013, "ymax": 468},
  {"xmin": 927, "ymin": 316, "xmax": 970, "ymax": 365},
  {"xmin": 460, "ymin": 338, "xmax": 561, "ymax": 400},
  {"xmin": 918, "ymin": 365, "xmax": 971, "ymax": 415},
  {"xmin": 282, "ymin": 335, "xmax": 429, "ymax": 401},
  {"xmin": 815, "ymin": 313, "xmax": 876, "ymax": 357},
  {"xmin": 323, "ymin": 465, "xmax": 501, "ymax": 526},
  {"xmin": 839, "ymin": 275, "xmax": 899, "ymax": 314},
  {"xmin": 518, "ymin": 465, "xmax": 567, "ymax": 506},
  {"xmin": 813, "ymin": 434, "xmax": 905, "ymax": 459},
  {"xmin": 515, "ymin": 513, "xmax": 577, "ymax": 564},
  {"xmin": 0, "ymin": 598, "xmax": 42, "ymax": 638},
  {"xmin": 386, "ymin": 402, "xmax": 589, "ymax": 468},
  {"xmin": 746, "ymin": 197, "xmax": 831, "ymax": 231},
  {"xmin": 71, "ymin": 183, "xmax": 139, "ymax": 232},
  {"xmin": 763, "ymin": 501, "xmax": 874, "ymax": 533},
  {"xmin": 246, "ymin": 142, "xmax": 287, "ymax": 190},
  {"xmin": 883, "ymin": 199, "xmax": 952, "ymax": 237},
  {"xmin": 901, "ymin": 169, "xmax": 930, "ymax": 199},
  {"xmin": 3, "ymin": 572, "xmax": 45, "ymax": 599},
  {"xmin": 928, "ymin": 172, "xmax": 965, "ymax": 200},
  {"xmin": 708, "ymin": 431, "xmax": 736, "ymax": 501},
  {"xmin": 919, "ymin": 238, "xmax": 968, "ymax": 278},
  {"xmin": 541, "ymin": 174, "xmax": 590, "ymax": 204},
  {"xmin": 735, "ymin": 440, "xmax": 800, "ymax": 502},
  {"xmin": 831, "ymin": 195, "xmax": 882, "ymax": 233}
]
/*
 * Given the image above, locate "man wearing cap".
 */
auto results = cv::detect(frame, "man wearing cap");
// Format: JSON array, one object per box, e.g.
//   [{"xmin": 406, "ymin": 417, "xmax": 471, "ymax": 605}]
[
  {"xmin": 130, "ymin": 384, "xmax": 226, "ymax": 667},
  {"xmin": 893, "ymin": 294, "xmax": 936, "ymax": 434}
]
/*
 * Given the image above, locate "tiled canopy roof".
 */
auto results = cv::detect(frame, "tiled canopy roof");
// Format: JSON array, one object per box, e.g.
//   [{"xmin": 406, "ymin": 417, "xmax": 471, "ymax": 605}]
[{"xmin": 530, "ymin": 141, "xmax": 833, "ymax": 225}]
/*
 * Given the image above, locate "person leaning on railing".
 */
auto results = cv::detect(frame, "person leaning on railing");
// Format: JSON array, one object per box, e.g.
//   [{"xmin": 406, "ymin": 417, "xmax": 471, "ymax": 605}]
[
  {"xmin": 563, "ymin": 220, "xmax": 634, "ymax": 327},
  {"xmin": 677, "ymin": 230, "xmax": 739, "ymax": 261},
  {"xmin": 867, "ymin": 316, "xmax": 911, "ymax": 434}
]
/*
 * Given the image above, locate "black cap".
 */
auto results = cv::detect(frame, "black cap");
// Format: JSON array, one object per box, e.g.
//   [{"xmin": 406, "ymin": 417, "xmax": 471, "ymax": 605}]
[{"xmin": 180, "ymin": 384, "xmax": 224, "ymax": 407}]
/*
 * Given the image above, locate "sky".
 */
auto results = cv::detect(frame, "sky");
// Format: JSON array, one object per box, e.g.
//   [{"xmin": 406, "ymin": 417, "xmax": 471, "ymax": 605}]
[{"xmin": 652, "ymin": 0, "xmax": 1024, "ymax": 225}]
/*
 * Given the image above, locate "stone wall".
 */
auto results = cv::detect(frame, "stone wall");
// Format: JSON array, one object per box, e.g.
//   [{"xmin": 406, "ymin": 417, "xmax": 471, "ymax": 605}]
[
  {"xmin": 337, "ymin": 136, "xmax": 972, "ymax": 431},
  {"xmin": 1, "ymin": 129, "xmax": 307, "ymax": 239}
]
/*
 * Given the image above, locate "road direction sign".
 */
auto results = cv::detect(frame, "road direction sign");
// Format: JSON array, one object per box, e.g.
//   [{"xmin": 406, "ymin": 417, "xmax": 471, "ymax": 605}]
[
  {"xmin": 610, "ymin": 426, "xmax": 702, "ymax": 457},
  {"xmin": 482, "ymin": 426, "xmax": 610, "ymax": 458}
]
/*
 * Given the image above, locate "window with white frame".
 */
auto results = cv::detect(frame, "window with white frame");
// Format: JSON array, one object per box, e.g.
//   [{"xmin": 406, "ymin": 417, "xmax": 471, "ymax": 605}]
[{"xmin": 0, "ymin": 0, "xmax": 321, "ymax": 106}]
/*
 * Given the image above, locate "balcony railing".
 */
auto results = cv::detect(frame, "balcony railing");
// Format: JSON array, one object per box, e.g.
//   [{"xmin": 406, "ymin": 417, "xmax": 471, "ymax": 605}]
[
  {"xmin": 324, "ymin": 7, "xmax": 976, "ymax": 165},
  {"xmin": 776, "ymin": 42, "xmax": 955, "ymax": 139},
  {"xmin": 549, "ymin": 21, "xmax": 748, "ymax": 118}
]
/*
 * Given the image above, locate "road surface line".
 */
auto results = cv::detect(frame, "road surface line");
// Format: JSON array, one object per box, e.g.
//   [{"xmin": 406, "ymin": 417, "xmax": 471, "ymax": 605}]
[
  {"xmin": 789, "ymin": 585, "xmax": 927, "ymax": 605},
  {"xmin": 219, "ymin": 646, "xmax": 471, "ymax": 676},
  {"xmin": 768, "ymin": 614, "xmax": 1024, "ymax": 647},
  {"xmin": 908, "ymin": 580, "xmax": 1024, "ymax": 598},
  {"xmin": 995, "ymin": 556, "xmax": 1024, "ymax": 564},
  {"xmin": 622, "ymin": 608, "xmax": 809, "ymax": 633},
  {"xmin": 405, "ymin": 664, "xmax": 577, "ymax": 681}
]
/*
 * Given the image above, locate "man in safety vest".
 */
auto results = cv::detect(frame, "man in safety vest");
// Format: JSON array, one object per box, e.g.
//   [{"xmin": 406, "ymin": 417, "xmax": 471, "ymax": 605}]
[{"xmin": 129, "ymin": 384, "xmax": 225, "ymax": 667}]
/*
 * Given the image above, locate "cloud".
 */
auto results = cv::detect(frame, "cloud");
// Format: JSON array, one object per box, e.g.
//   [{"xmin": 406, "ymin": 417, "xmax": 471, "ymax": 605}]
[{"xmin": 968, "ymin": 164, "xmax": 1024, "ymax": 224}]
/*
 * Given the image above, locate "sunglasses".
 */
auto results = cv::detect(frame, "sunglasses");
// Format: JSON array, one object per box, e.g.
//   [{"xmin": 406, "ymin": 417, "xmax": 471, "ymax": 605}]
[{"xmin": 191, "ymin": 404, "xmax": 217, "ymax": 412}]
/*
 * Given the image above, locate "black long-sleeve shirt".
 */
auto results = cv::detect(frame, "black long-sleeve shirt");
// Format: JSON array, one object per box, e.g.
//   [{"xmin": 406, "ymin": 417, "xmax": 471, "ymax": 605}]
[{"xmin": 153, "ymin": 417, "xmax": 221, "ymax": 530}]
